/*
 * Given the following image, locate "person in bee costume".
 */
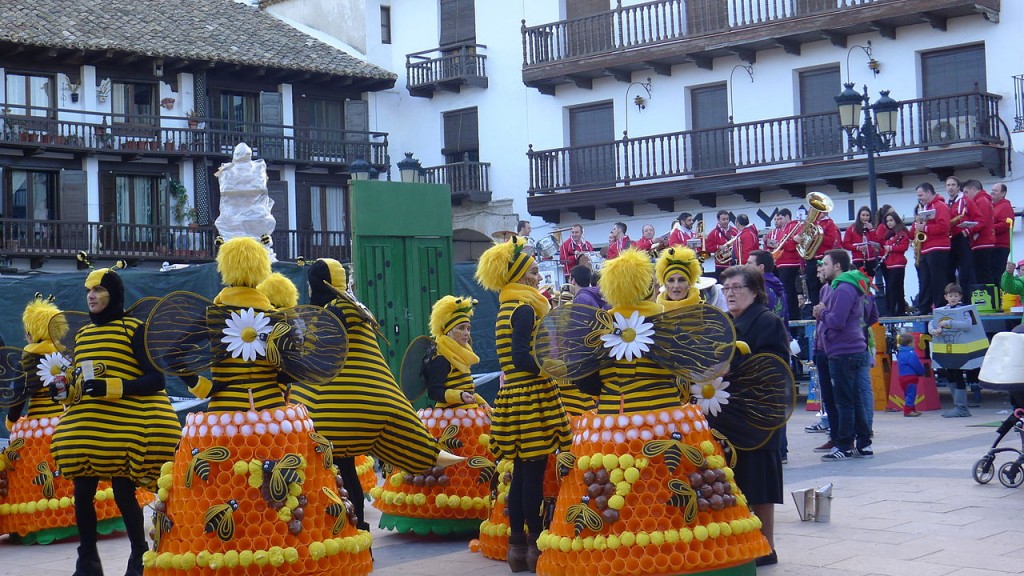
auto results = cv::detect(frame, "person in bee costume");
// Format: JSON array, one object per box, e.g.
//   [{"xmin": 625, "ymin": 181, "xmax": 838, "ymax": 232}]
[
  {"xmin": 0, "ymin": 295, "xmax": 154, "ymax": 546},
  {"xmin": 532, "ymin": 249, "xmax": 791, "ymax": 576},
  {"xmin": 143, "ymin": 237, "xmax": 371, "ymax": 576},
  {"xmin": 655, "ymin": 247, "xmax": 704, "ymax": 309},
  {"xmin": 372, "ymin": 295, "xmax": 495, "ymax": 535},
  {"xmin": 294, "ymin": 258, "xmax": 458, "ymax": 532},
  {"xmin": 49, "ymin": 263, "xmax": 180, "ymax": 576},
  {"xmin": 475, "ymin": 236, "xmax": 572, "ymax": 572}
]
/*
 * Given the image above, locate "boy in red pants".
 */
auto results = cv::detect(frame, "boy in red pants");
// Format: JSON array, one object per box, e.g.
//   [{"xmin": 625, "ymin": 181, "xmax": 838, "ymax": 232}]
[{"xmin": 896, "ymin": 332, "xmax": 924, "ymax": 416}]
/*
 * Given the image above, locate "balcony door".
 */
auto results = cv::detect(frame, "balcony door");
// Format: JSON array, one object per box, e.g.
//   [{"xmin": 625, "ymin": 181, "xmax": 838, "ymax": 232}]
[
  {"xmin": 4, "ymin": 72, "xmax": 55, "ymax": 134},
  {"xmin": 4, "ymin": 169, "xmax": 56, "ymax": 250},
  {"xmin": 690, "ymin": 84, "xmax": 732, "ymax": 173},
  {"xmin": 111, "ymin": 81, "xmax": 158, "ymax": 138},
  {"xmin": 685, "ymin": 0, "xmax": 729, "ymax": 34},
  {"xmin": 440, "ymin": 0, "xmax": 477, "ymax": 78},
  {"xmin": 443, "ymin": 107, "xmax": 480, "ymax": 195},
  {"xmin": 565, "ymin": 0, "xmax": 613, "ymax": 58},
  {"xmin": 99, "ymin": 174, "xmax": 168, "ymax": 251},
  {"xmin": 921, "ymin": 44, "xmax": 987, "ymax": 143},
  {"xmin": 798, "ymin": 66, "xmax": 842, "ymax": 160},
  {"xmin": 295, "ymin": 183, "xmax": 347, "ymax": 260},
  {"xmin": 569, "ymin": 102, "xmax": 615, "ymax": 190}
]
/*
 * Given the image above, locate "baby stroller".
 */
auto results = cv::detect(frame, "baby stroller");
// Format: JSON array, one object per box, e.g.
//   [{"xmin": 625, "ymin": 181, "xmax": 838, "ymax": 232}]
[{"xmin": 972, "ymin": 408, "xmax": 1024, "ymax": 487}]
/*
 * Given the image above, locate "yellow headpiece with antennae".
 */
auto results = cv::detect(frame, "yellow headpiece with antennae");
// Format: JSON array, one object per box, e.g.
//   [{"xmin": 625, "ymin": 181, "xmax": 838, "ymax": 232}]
[
  {"xmin": 475, "ymin": 236, "xmax": 535, "ymax": 291},
  {"xmin": 429, "ymin": 296, "xmax": 477, "ymax": 339}
]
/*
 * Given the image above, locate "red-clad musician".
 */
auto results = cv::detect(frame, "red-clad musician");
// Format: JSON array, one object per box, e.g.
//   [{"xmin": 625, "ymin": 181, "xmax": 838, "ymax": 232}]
[
  {"xmin": 667, "ymin": 212, "xmax": 696, "ymax": 247},
  {"xmin": 558, "ymin": 224, "xmax": 593, "ymax": 275},
  {"xmin": 703, "ymin": 209, "xmax": 738, "ymax": 279},
  {"xmin": 733, "ymin": 214, "xmax": 759, "ymax": 268},
  {"xmin": 766, "ymin": 209, "xmax": 801, "ymax": 320},
  {"xmin": 964, "ymin": 179, "xmax": 996, "ymax": 285},
  {"xmin": 801, "ymin": 209, "xmax": 841, "ymax": 307},
  {"xmin": 946, "ymin": 176, "xmax": 976, "ymax": 289},
  {"xmin": 879, "ymin": 211, "xmax": 910, "ymax": 316},
  {"xmin": 633, "ymin": 224, "xmax": 657, "ymax": 253},
  {"xmin": 843, "ymin": 205, "xmax": 880, "ymax": 276},
  {"xmin": 605, "ymin": 222, "xmax": 632, "ymax": 260},
  {"xmin": 915, "ymin": 182, "xmax": 951, "ymax": 314},
  {"xmin": 992, "ymin": 182, "xmax": 1014, "ymax": 275}
]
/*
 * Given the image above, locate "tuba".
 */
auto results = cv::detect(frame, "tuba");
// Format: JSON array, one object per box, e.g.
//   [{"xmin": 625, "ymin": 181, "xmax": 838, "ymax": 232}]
[{"xmin": 794, "ymin": 191, "xmax": 834, "ymax": 260}]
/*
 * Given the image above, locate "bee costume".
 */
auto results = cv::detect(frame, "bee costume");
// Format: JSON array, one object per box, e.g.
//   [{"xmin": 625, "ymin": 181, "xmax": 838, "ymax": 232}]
[
  {"xmin": 532, "ymin": 249, "xmax": 784, "ymax": 576},
  {"xmin": 0, "ymin": 295, "xmax": 153, "ymax": 545},
  {"xmin": 373, "ymin": 296, "xmax": 494, "ymax": 535},
  {"xmin": 475, "ymin": 236, "xmax": 572, "ymax": 572},
  {"xmin": 143, "ymin": 237, "xmax": 371, "ymax": 576},
  {"xmin": 49, "ymin": 264, "xmax": 180, "ymax": 576}
]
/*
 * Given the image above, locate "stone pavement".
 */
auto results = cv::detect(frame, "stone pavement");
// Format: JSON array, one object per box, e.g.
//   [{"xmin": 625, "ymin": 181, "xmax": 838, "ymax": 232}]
[{"xmin": 3, "ymin": 394, "xmax": 1024, "ymax": 575}]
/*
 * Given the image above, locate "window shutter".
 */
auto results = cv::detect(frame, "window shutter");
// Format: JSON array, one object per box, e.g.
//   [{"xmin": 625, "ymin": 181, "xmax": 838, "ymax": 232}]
[
  {"xmin": 260, "ymin": 91, "xmax": 284, "ymax": 158},
  {"xmin": 59, "ymin": 170, "xmax": 88, "ymax": 222},
  {"xmin": 443, "ymin": 108, "xmax": 478, "ymax": 154},
  {"xmin": 268, "ymin": 179, "xmax": 290, "ymax": 259},
  {"xmin": 344, "ymin": 99, "xmax": 370, "ymax": 163},
  {"xmin": 440, "ymin": 0, "xmax": 476, "ymax": 47}
]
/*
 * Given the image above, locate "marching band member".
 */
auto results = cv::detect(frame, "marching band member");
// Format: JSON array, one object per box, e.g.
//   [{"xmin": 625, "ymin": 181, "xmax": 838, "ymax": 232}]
[
  {"xmin": 843, "ymin": 206, "xmax": 880, "ymax": 276},
  {"xmin": 766, "ymin": 209, "xmax": 802, "ymax": 320},
  {"xmin": 870, "ymin": 204, "xmax": 895, "ymax": 293},
  {"xmin": 704, "ymin": 210, "xmax": 738, "ymax": 279},
  {"xmin": 558, "ymin": 224, "xmax": 593, "ymax": 276},
  {"xmin": 802, "ymin": 208, "xmax": 841, "ymax": 308},
  {"xmin": 734, "ymin": 214, "xmax": 759, "ymax": 268},
  {"xmin": 667, "ymin": 212, "xmax": 695, "ymax": 247},
  {"xmin": 633, "ymin": 224, "xmax": 657, "ymax": 253},
  {"xmin": 880, "ymin": 212, "xmax": 911, "ymax": 316},
  {"xmin": 992, "ymin": 182, "xmax": 1014, "ymax": 273},
  {"xmin": 964, "ymin": 179, "xmax": 995, "ymax": 285},
  {"xmin": 946, "ymin": 176, "xmax": 976, "ymax": 289},
  {"xmin": 605, "ymin": 222, "xmax": 632, "ymax": 260},
  {"xmin": 915, "ymin": 182, "xmax": 952, "ymax": 314}
]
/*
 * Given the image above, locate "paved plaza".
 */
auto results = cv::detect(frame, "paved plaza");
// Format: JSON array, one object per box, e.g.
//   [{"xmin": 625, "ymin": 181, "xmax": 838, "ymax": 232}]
[{"xmin": 3, "ymin": 394, "xmax": 1024, "ymax": 575}]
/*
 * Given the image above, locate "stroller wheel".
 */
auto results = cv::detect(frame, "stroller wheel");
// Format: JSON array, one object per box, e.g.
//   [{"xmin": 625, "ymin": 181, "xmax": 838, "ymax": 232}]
[
  {"xmin": 972, "ymin": 457, "xmax": 995, "ymax": 484},
  {"xmin": 998, "ymin": 462, "xmax": 1024, "ymax": 488}
]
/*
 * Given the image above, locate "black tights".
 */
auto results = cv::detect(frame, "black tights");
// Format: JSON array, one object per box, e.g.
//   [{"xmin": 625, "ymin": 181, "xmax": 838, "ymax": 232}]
[
  {"xmin": 335, "ymin": 457, "xmax": 366, "ymax": 529},
  {"xmin": 508, "ymin": 457, "xmax": 547, "ymax": 537},
  {"xmin": 74, "ymin": 476, "xmax": 146, "ymax": 553}
]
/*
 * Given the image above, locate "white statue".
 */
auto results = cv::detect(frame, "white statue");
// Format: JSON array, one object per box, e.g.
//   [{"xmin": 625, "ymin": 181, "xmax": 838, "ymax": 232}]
[{"xmin": 214, "ymin": 142, "xmax": 277, "ymax": 261}]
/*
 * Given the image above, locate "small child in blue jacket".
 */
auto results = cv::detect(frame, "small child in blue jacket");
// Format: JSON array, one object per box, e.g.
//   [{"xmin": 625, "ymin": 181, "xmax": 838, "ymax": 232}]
[{"xmin": 896, "ymin": 332, "xmax": 925, "ymax": 417}]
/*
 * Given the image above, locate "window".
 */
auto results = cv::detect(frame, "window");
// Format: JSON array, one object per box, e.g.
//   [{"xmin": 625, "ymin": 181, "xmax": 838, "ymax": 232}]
[
  {"xmin": 568, "ymin": 102, "xmax": 615, "ymax": 189},
  {"xmin": 798, "ymin": 66, "xmax": 842, "ymax": 159},
  {"xmin": 381, "ymin": 6, "xmax": 392, "ymax": 44},
  {"xmin": 112, "ymin": 81, "xmax": 158, "ymax": 126},
  {"xmin": 565, "ymin": 0, "xmax": 612, "ymax": 57},
  {"xmin": 309, "ymin": 185, "xmax": 346, "ymax": 245},
  {"xmin": 3, "ymin": 73, "xmax": 54, "ymax": 117},
  {"xmin": 439, "ymin": 0, "xmax": 475, "ymax": 47},
  {"xmin": 922, "ymin": 44, "xmax": 986, "ymax": 97},
  {"xmin": 110, "ymin": 175, "xmax": 167, "ymax": 243},
  {"xmin": 442, "ymin": 107, "xmax": 479, "ymax": 163},
  {"xmin": 6, "ymin": 170, "xmax": 56, "ymax": 247},
  {"xmin": 219, "ymin": 91, "xmax": 260, "ymax": 133},
  {"xmin": 690, "ymin": 84, "xmax": 732, "ymax": 172}
]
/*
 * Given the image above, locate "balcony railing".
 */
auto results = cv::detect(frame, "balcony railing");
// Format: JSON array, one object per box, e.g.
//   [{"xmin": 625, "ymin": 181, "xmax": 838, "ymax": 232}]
[
  {"xmin": 527, "ymin": 90, "xmax": 1003, "ymax": 195},
  {"xmin": 422, "ymin": 160, "xmax": 492, "ymax": 202},
  {"xmin": 406, "ymin": 44, "xmax": 489, "ymax": 98},
  {"xmin": 0, "ymin": 219, "xmax": 349, "ymax": 263},
  {"xmin": 0, "ymin": 104, "xmax": 389, "ymax": 169}
]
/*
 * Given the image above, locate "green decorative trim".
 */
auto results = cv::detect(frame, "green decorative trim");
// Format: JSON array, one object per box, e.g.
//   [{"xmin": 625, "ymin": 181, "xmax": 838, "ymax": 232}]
[
  {"xmin": 378, "ymin": 513, "xmax": 482, "ymax": 537},
  {"xmin": 14, "ymin": 517, "xmax": 126, "ymax": 545}
]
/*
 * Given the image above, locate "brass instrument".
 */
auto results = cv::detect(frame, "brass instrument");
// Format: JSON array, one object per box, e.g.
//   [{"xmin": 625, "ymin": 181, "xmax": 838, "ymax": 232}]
[
  {"xmin": 770, "ymin": 222, "xmax": 800, "ymax": 260},
  {"xmin": 793, "ymin": 191, "xmax": 834, "ymax": 260},
  {"xmin": 913, "ymin": 231, "xmax": 926, "ymax": 265},
  {"xmin": 695, "ymin": 220, "xmax": 710, "ymax": 263},
  {"xmin": 714, "ymin": 233, "xmax": 740, "ymax": 265}
]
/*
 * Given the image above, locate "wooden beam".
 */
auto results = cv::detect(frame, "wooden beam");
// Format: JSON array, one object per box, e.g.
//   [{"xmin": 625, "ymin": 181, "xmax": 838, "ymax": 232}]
[
  {"xmin": 608, "ymin": 202, "xmax": 634, "ymax": 217},
  {"xmin": 537, "ymin": 84, "xmax": 556, "ymax": 96},
  {"xmin": 827, "ymin": 178, "xmax": 854, "ymax": 194},
  {"xmin": 821, "ymin": 30, "xmax": 847, "ymax": 48},
  {"xmin": 643, "ymin": 61, "xmax": 672, "ymax": 76},
  {"xmin": 736, "ymin": 188, "xmax": 761, "ymax": 203},
  {"xmin": 538, "ymin": 210, "xmax": 561, "ymax": 225},
  {"xmin": 569, "ymin": 205, "xmax": 596, "ymax": 220},
  {"xmin": 692, "ymin": 193, "xmax": 716, "ymax": 208},
  {"xmin": 117, "ymin": 53, "xmax": 138, "ymax": 65},
  {"xmin": 689, "ymin": 54, "xmax": 713, "ymax": 71},
  {"xmin": 921, "ymin": 11, "xmax": 947, "ymax": 31},
  {"xmin": 880, "ymin": 172, "xmax": 903, "ymax": 189},
  {"xmin": 776, "ymin": 39, "xmax": 801, "ymax": 56},
  {"xmin": 167, "ymin": 59, "xmax": 192, "ymax": 72},
  {"xmin": 870, "ymin": 21, "xmax": 896, "ymax": 40},
  {"xmin": 567, "ymin": 74, "xmax": 592, "ymax": 90},
  {"xmin": 780, "ymin": 183, "xmax": 805, "ymax": 199},
  {"xmin": 649, "ymin": 197, "xmax": 675, "ymax": 212},
  {"xmin": 730, "ymin": 48, "xmax": 756, "ymax": 65},
  {"xmin": 605, "ymin": 68, "xmax": 632, "ymax": 83},
  {"xmin": 931, "ymin": 167, "xmax": 956, "ymax": 182}
]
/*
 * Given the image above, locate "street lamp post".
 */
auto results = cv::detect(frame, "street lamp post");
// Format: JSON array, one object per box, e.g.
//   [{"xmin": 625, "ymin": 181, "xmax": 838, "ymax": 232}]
[{"xmin": 834, "ymin": 83, "xmax": 899, "ymax": 216}]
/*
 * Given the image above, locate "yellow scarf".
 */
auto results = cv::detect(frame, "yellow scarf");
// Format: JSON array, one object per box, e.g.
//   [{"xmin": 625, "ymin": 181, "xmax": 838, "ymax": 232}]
[
  {"xmin": 435, "ymin": 335, "xmax": 479, "ymax": 374},
  {"xmin": 214, "ymin": 286, "xmax": 274, "ymax": 310},
  {"xmin": 657, "ymin": 289, "xmax": 701, "ymax": 310},
  {"xmin": 24, "ymin": 340, "xmax": 58, "ymax": 355},
  {"xmin": 499, "ymin": 283, "xmax": 551, "ymax": 318}
]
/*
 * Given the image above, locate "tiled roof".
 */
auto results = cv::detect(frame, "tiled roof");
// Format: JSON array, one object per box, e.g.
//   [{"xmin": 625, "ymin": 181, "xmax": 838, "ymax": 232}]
[{"xmin": 0, "ymin": 0, "xmax": 396, "ymax": 82}]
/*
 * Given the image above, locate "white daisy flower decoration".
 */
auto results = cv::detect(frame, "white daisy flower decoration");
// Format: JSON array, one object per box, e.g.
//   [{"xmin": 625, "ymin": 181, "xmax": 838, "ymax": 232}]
[
  {"xmin": 599, "ymin": 310, "xmax": 655, "ymax": 362},
  {"xmin": 690, "ymin": 377, "xmax": 731, "ymax": 416},
  {"xmin": 36, "ymin": 352, "xmax": 69, "ymax": 386},
  {"xmin": 221, "ymin": 308, "xmax": 273, "ymax": 361}
]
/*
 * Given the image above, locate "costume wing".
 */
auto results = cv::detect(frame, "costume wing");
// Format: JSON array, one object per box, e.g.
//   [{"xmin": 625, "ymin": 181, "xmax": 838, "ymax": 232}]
[
  {"xmin": 0, "ymin": 347, "xmax": 31, "ymax": 408},
  {"xmin": 705, "ymin": 353, "xmax": 796, "ymax": 451},
  {"xmin": 533, "ymin": 303, "xmax": 615, "ymax": 381},
  {"xmin": 399, "ymin": 335, "xmax": 434, "ymax": 402},
  {"xmin": 126, "ymin": 297, "xmax": 160, "ymax": 322},
  {"xmin": 48, "ymin": 311, "xmax": 91, "ymax": 363},
  {"xmin": 145, "ymin": 291, "xmax": 217, "ymax": 375},
  {"xmin": 331, "ymin": 290, "xmax": 387, "ymax": 344},
  {"xmin": 271, "ymin": 305, "xmax": 347, "ymax": 387},
  {"xmin": 648, "ymin": 304, "xmax": 735, "ymax": 382}
]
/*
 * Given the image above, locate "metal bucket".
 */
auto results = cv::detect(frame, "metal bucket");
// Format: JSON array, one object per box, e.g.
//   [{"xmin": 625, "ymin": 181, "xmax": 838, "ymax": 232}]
[
  {"xmin": 813, "ymin": 483, "xmax": 833, "ymax": 523},
  {"xmin": 791, "ymin": 488, "xmax": 815, "ymax": 521}
]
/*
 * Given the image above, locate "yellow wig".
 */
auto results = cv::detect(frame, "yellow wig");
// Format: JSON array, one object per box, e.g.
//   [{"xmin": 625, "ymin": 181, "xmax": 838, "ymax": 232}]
[
  {"xmin": 22, "ymin": 295, "xmax": 66, "ymax": 344},
  {"xmin": 475, "ymin": 236, "xmax": 534, "ymax": 292},
  {"xmin": 217, "ymin": 236, "xmax": 271, "ymax": 288},
  {"xmin": 257, "ymin": 272, "xmax": 299, "ymax": 309},
  {"xmin": 429, "ymin": 296, "xmax": 476, "ymax": 339},
  {"xmin": 598, "ymin": 248, "xmax": 654, "ymax": 308},
  {"xmin": 655, "ymin": 247, "xmax": 702, "ymax": 285}
]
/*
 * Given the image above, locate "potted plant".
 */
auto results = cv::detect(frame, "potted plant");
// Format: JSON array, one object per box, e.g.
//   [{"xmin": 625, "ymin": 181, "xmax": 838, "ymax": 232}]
[
  {"xmin": 170, "ymin": 179, "xmax": 199, "ymax": 226},
  {"xmin": 186, "ymin": 109, "xmax": 201, "ymax": 129}
]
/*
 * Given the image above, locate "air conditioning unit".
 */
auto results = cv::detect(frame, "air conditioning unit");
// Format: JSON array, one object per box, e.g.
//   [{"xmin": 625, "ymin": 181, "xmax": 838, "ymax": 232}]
[{"xmin": 928, "ymin": 115, "xmax": 977, "ymax": 145}]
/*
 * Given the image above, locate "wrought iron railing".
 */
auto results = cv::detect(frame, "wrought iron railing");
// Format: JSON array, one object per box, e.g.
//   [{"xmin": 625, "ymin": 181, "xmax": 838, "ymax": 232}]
[
  {"xmin": 523, "ymin": 0, "xmax": 891, "ymax": 66},
  {"xmin": 0, "ymin": 219, "xmax": 349, "ymax": 263},
  {"xmin": 422, "ymin": 160, "xmax": 492, "ymax": 202},
  {"xmin": 407, "ymin": 44, "xmax": 488, "ymax": 90},
  {"xmin": 527, "ymin": 90, "xmax": 1002, "ymax": 195},
  {"xmin": 0, "ymin": 104, "xmax": 389, "ymax": 168}
]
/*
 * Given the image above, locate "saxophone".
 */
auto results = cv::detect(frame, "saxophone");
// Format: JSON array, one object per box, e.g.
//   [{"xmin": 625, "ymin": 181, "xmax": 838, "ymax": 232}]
[
  {"xmin": 913, "ymin": 203, "xmax": 927, "ymax": 265},
  {"xmin": 695, "ymin": 220, "xmax": 710, "ymax": 263}
]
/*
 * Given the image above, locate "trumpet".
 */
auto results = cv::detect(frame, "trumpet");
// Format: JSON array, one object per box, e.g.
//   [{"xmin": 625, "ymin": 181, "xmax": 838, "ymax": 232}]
[{"xmin": 695, "ymin": 220, "xmax": 711, "ymax": 263}]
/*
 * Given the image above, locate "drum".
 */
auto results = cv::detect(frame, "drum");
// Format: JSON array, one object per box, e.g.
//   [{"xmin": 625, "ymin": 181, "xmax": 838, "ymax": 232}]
[
  {"xmin": 538, "ymin": 260, "xmax": 564, "ymax": 292},
  {"xmin": 536, "ymin": 235, "xmax": 560, "ymax": 259},
  {"xmin": 521, "ymin": 236, "xmax": 536, "ymax": 256},
  {"xmin": 580, "ymin": 251, "xmax": 604, "ymax": 273}
]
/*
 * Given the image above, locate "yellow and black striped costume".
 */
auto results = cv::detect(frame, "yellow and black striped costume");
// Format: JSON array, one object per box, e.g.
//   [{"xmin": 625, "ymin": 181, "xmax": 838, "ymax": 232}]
[
  {"xmin": 595, "ymin": 353, "xmax": 683, "ymax": 415},
  {"xmin": 291, "ymin": 295, "xmax": 440, "ymax": 473},
  {"xmin": 490, "ymin": 300, "xmax": 572, "ymax": 461},
  {"xmin": 50, "ymin": 318, "xmax": 180, "ymax": 491},
  {"xmin": 554, "ymin": 378, "xmax": 597, "ymax": 418}
]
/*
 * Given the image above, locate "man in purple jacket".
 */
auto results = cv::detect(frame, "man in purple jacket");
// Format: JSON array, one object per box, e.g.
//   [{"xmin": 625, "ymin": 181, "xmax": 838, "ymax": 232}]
[
  {"xmin": 813, "ymin": 249, "xmax": 878, "ymax": 461},
  {"xmin": 569, "ymin": 265, "xmax": 608, "ymax": 310}
]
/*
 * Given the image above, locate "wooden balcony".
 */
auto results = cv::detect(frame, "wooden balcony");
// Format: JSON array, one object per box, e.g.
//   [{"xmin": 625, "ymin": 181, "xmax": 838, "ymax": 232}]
[
  {"xmin": 0, "ymin": 105, "xmax": 389, "ymax": 172},
  {"xmin": 521, "ymin": 0, "xmax": 1000, "ymax": 94},
  {"xmin": 407, "ymin": 44, "xmax": 489, "ymax": 98},
  {"xmin": 0, "ymin": 219, "xmax": 349, "ymax": 267},
  {"xmin": 422, "ymin": 160, "xmax": 492, "ymax": 203},
  {"xmin": 526, "ymin": 90, "xmax": 1008, "ymax": 222}
]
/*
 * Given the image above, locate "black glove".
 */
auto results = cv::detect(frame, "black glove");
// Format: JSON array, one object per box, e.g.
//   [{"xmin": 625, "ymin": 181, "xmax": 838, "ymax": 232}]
[
  {"xmin": 82, "ymin": 379, "xmax": 107, "ymax": 397},
  {"xmin": 179, "ymin": 374, "xmax": 199, "ymax": 388}
]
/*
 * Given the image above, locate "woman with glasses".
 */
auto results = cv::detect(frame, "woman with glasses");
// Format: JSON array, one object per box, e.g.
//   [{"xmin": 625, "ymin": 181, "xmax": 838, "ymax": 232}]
[{"xmin": 712, "ymin": 265, "xmax": 790, "ymax": 567}]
